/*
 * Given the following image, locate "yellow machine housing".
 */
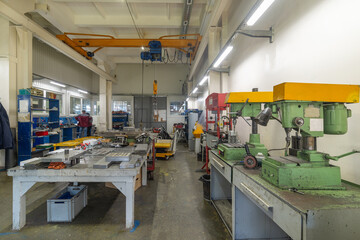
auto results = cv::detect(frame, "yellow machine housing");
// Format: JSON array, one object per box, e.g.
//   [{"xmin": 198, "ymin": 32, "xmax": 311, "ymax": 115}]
[
  {"xmin": 226, "ymin": 91, "xmax": 273, "ymax": 103},
  {"xmin": 273, "ymin": 82, "xmax": 360, "ymax": 103}
]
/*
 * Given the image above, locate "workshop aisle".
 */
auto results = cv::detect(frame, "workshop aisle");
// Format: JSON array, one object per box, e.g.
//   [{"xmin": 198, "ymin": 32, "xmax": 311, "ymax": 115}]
[
  {"xmin": 0, "ymin": 144, "xmax": 230, "ymax": 240},
  {"xmin": 149, "ymin": 145, "xmax": 230, "ymax": 240}
]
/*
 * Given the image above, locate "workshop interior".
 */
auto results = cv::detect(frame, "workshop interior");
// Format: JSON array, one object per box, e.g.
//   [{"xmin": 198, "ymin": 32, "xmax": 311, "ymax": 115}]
[{"xmin": 1, "ymin": 0, "xmax": 360, "ymax": 239}]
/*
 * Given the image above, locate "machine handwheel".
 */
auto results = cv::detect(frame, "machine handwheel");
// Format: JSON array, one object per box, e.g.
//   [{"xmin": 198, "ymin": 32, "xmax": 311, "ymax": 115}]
[{"xmin": 243, "ymin": 155, "xmax": 258, "ymax": 169}]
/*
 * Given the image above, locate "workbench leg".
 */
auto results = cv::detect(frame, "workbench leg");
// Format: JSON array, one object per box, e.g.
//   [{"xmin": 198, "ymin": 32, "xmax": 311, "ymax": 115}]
[
  {"xmin": 112, "ymin": 179, "xmax": 135, "ymax": 229},
  {"xmin": 142, "ymin": 161, "xmax": 147, "ymax": 186},
  {"xmin": 12, "ymin": 180, "xmax": 36, "ymax": 230},
  {"xmin": 124, "ymin": 180, "xmax": 135, "ymax": 229}
]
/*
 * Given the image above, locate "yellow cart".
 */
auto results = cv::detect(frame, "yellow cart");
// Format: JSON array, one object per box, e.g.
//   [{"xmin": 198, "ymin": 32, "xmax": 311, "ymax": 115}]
[{"xmin": 155, "ymin": 139, "xmax": 174, "ymax": 160}]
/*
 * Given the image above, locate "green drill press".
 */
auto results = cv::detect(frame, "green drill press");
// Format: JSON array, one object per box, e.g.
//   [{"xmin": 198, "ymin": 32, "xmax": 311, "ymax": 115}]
[
  {"xmin": 256, "ymin": 82, "xmax": 360, "ymax": 190},
  {"xmin": 217, "ymin": 91, "xmax": 273, "ymax": 168}
]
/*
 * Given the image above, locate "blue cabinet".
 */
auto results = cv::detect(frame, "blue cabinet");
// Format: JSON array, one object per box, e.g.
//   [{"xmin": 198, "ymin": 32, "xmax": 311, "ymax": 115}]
[{"xmin": 17, "ymin": 95, "xmax": 60, "ymax": 163}]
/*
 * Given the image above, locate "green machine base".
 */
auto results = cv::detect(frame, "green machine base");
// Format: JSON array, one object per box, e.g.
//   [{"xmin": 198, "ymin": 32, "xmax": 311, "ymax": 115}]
[
  {"xmin": 218, "ymin": 134, "xmax": 268, "ymax": 161},
  {"xmin": 261, "ymin": 155, "xmax": 345, "ymax": 190}
]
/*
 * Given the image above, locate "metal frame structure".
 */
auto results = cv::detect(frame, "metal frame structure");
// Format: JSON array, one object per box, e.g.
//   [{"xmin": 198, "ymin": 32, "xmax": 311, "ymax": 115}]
[{"xmin": 56, "ymin": 33, "xmax": 202, "ymax": 63}]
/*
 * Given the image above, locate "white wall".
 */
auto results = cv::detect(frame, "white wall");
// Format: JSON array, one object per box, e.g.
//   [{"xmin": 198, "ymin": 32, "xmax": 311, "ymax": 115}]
[
  {"xmin": 225, "ymin": 0, "xmax": 360, "ymax": 184},
  {"xmin": 114, "ymin": 63, "xmax": 188, "ymax": 95},
  {"xmin": 33, "ymin": 38, "xmax": 97, "ymax": 93}
]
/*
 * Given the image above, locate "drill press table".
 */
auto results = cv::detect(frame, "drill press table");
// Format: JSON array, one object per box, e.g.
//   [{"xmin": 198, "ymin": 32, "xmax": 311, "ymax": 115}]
[
  {"xmin": 232, "ymin": 165, "xmax": 360, "ymax": 240},
  {"xmin": 7, "ymin": 148, "xmax": 148, "ymax": 231}
]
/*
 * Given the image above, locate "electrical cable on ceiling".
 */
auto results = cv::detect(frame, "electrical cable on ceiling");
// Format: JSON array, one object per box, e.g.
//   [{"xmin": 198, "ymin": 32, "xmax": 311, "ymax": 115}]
[{"xmin": 125, "ymin": 0, "xmax": 142, "ymax": 39}]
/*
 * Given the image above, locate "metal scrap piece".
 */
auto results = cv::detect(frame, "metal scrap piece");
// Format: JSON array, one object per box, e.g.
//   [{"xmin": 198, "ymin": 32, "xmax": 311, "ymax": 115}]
[
  {"xmin": 93, "ymin": 157, "xmax": 112, "ymax": 169},
  {"xmin": 105, "ymin": 152, "xmax": 131, "ymax": 162}
]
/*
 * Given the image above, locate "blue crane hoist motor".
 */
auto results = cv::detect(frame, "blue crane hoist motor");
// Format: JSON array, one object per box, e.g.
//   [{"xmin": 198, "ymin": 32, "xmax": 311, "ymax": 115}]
[{"xmin": 140, "ymin": 41, "xmax": 162, "ymax": 62}]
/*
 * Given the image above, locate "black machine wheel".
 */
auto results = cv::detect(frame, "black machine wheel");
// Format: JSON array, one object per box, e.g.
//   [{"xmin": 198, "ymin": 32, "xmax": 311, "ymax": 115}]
[{"xmin": 243, "ymin": 155, "xmax": 258, "ymax": 169}]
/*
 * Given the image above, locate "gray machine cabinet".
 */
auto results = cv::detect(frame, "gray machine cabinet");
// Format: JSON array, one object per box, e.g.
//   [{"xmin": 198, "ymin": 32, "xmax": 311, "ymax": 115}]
[{"xmin": 232, "ymin": 166, "xmax": 360, "ymax": 240}]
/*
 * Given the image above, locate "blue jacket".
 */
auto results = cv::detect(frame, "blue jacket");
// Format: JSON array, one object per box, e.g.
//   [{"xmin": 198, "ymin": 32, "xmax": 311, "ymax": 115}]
[{"xmin": 0, "ymin": 103, "xmax": 13, "ymax": 149}]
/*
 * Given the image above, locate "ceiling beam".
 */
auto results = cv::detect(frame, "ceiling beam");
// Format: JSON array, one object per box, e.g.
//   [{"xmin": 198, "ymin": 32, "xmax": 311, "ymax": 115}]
[
  {"xmin": 167, "ymin": 3, "xmax": 170, "ymax": 20},
  {"xmin": 53, "ymin": 0, "xmax": 207, "ymax": 4},
  {"xmin": 74, "ymin": 15, "xmax": 201, "ymax": 28},
  {"xmin": 0, "ymin": 1, "xmax": 115, "ymax": 82},
  {"xmin": 93, "ymin": 2, "xmax": 107, "ymax": 19}
]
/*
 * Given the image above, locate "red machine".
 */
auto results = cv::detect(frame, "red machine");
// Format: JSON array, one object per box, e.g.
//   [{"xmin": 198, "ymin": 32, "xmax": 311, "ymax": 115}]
[{"xmin": 202, "ymin": 93, "xmax": 230, "ymax": 173}]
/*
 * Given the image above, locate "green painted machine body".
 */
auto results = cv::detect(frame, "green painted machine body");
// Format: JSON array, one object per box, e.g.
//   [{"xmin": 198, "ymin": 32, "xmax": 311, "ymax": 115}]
[
  {"xmin": 218, "ymin": 134, "xmax": 268, "ymax": 161},
  {"xmin": 261, "ymin": 101, "xmax": 352, "ymax": 190},
  {"xmin": 218, "ymin": 102, "xmax": 268, "ymax": 164},
  {"xmin": 323, "ymin": 103, "xmax": 351, "ymax": 134},
  {"xmin": 230, "ymin": 102, "xmax": 261, "ymax": 118}
]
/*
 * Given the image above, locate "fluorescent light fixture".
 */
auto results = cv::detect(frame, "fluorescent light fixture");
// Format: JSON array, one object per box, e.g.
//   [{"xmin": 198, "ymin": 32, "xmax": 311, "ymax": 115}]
[
  {"xmin": 78, "ymin": 89, "xmax": 88, "ymax": 94},
  {"xmin": 213, "ymin": 46, "xmax": 233, "ymax": 68},
  {"xmin": 50, "ymin": 81, "xmax": 66, "ymax": 88},
  {"xmin": 246, "ymin": 0, "xmax": 275, "ymax": 26},
  {"xmin": 199, "ymin": 76, "xmax": 208, "ymax": 86},
  {"xmin": 192, "ymin": 87, "xmax": 198, "ymax": 94},
  {"xmin": 186, "ymin": 97, "xmax": 189, "ymax": 101},
  {"xmin": 141, "ymin": 46, "xmax": 145, "ymax": 50}
]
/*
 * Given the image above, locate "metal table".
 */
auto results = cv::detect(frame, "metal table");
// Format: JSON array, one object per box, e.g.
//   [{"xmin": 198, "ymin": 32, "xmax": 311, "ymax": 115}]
[
  {"xmin": 232, "ymin": 165, "xmax": 360, "ymax": 240},
  {"xmin": 7, "ymin": 150, "xmax": 147, "ymax": 230}
]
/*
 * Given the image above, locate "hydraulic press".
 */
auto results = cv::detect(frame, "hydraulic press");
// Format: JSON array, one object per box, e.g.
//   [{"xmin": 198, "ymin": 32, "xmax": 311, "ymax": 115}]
[
  {"xmin": 256, "ymin": 82, "xmax": 360, "ymax": 190},
  {"xmin": 217, "ymin": 91, "xmax": 273, "ymax": 168}
]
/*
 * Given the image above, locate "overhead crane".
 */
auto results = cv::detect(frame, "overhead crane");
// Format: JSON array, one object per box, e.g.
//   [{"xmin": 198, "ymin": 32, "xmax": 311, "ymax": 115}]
[{"xmin": 56, "ymin": 33, "xmax": 202, "ymax": 63}]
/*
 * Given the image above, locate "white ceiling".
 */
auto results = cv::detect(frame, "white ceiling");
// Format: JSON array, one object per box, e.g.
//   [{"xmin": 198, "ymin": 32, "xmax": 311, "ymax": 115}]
[{"xmin": 31, "ymin": 0, "xmax": 208, "ymax": 64}]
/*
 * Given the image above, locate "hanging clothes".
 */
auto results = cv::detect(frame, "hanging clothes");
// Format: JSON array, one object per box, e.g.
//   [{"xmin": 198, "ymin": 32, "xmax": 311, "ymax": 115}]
[{"xmin": 0, "ymin": 102, "xmax": 13, "ymax": 149}]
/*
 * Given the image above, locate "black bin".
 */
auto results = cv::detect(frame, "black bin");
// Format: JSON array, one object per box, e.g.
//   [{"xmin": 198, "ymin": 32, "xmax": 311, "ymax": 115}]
[{"xmin": 199, "ymin": 174, "xmax": 210, "ymax": 201}]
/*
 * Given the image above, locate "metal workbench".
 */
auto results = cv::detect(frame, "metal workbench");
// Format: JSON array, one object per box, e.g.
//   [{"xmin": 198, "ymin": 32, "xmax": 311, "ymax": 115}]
[
  {"xmin": 232, "ymin": 165, "xmax": 360, "ymax": 240},
  {"xmin": 7, "ymin": 148, "xmax": 147, "ymax": 231},
  {"xmin": 209, "ymin": 149, "xmax": 239, "ymax": 235}
]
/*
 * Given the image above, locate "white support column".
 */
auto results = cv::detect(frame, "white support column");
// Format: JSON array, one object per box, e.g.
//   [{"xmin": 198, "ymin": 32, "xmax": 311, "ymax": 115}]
[
  {"xmin": 106, "ymin": 80, "xmax": 112, "ymax": 130},
  {"xmin": 98, "ymin": 76, "xmax": 107, "ymax": 132},
  {"xmin": 15, "ymin": 26, "xmax": 32, "ymax": 91},
  {"xmin": 12, "ymin": 180, "xmax": 36, "ymax": 230},
  {"xmin": 208, "ymin": 27, "xmax": 222, "ymax": 94}
]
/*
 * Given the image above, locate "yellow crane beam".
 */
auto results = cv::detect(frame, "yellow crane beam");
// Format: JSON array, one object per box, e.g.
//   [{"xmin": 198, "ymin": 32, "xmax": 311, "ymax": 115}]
[{"xmin": 56, "ymin": 33, "xmax": 202, "ymax": 61}]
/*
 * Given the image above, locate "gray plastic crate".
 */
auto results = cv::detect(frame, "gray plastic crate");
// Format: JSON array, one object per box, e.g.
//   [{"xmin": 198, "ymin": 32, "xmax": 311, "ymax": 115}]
[{"xmin": 47, "ymin": 185, "xmax": 88, "ymax": 222}]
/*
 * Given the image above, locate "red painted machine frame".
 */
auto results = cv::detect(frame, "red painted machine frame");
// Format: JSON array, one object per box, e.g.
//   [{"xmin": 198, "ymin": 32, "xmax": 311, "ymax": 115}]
[{"xmin": 202, "ymin": 93, "xmax": 230, "ymax": 174}]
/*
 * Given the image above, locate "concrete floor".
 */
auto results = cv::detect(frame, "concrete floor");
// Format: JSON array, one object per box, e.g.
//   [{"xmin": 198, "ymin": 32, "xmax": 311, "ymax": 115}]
[{"xmin": 0, "ymin": 145, "xmax": 231, "ymax": 240}]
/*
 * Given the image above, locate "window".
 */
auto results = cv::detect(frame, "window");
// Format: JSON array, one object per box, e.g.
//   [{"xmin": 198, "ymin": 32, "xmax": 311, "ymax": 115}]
[
  {"xmin": 94, "ymin": 101, "xmax": 100, "ymax": 115},
  {"xmin": 113, "ymin": 101, "xmax": 131, "ymax": 114},
  {"xmin": 70, "ymin": 97, "xmax": 81, "ymax": 114},
  {"xmin": 82, "ymin": 99, "xmax": 91, "ymax": 113},
  {"xmin": 170, "ymin": 101, "xmax": 182, "ymax": 115}
]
